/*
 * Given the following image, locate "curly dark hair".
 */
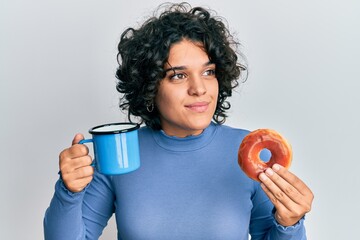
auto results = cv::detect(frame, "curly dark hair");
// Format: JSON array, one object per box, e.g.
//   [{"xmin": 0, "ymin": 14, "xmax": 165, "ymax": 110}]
[{"xmin": 116, "ymin": 2, "xmax": 247, "ymax": 130}]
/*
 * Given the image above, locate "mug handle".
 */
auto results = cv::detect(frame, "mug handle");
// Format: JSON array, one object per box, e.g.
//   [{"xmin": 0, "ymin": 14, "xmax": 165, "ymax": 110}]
[
  {"xmin": 78, "ymin": 139, "xmax": 96, "ymax": 167},
  {"xmin": 79, "ymin": 139, "xmax": 93, "ymax": 144}
]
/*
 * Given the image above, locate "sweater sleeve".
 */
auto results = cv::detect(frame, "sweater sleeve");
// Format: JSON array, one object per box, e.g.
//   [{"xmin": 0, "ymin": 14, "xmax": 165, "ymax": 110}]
[
  {"xmin": 43, "ymin": 171, "xmax": 115, "ymax": 240},
  {"xmin": 249, "ymin": 182, "xmax": 307, "ymax": 240}
]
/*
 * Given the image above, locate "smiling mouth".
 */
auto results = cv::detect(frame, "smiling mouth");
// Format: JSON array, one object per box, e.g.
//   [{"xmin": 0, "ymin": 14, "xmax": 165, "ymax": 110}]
[{"xmin": 185, "ymin": 102, "xmax": 209, "ymax": 113}]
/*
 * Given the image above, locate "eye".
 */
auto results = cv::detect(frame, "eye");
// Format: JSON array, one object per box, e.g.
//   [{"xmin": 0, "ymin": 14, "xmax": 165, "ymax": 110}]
[
  {"xmin": 170, "ymin": 72, "xmax": 187, "ymax": 80},
  {"xmin": 203, "ymin": 68, "xmax": 216, "ymax": 76}
]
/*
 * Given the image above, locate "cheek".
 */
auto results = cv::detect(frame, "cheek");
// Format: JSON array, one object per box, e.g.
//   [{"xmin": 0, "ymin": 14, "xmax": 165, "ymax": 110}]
[
  {"xmin": 210, "ymin": 81, "xmax": 219, "ymax": 100},
  {"xmin": 155, "ymin": 90, "xmax": 179, "ymax": 115},
  {"xmin": 156, "ymin": 83, "xmax": 186, "ymax": 107}
]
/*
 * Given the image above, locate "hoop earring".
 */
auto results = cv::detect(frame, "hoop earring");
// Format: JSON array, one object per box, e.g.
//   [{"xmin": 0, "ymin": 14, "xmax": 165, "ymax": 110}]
[{"xmin": 146, "ymin": 102, "xmax": 154, "ymax": 112}]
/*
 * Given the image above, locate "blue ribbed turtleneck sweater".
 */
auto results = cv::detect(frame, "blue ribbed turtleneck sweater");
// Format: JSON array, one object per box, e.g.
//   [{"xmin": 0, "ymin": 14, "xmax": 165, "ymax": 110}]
[{"xmin": 44, "ymin": 122, "xmax": 306, "ymax": 239}]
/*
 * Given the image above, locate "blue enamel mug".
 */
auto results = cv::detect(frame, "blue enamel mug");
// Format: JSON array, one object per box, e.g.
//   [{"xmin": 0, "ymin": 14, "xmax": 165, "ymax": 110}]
[{"xmin": 79, "ymin": 122, "xmax": 140, "ymax": 175}]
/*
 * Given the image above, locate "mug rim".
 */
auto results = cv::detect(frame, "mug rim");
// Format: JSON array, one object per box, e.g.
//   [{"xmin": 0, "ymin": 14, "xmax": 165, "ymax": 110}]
[{"xmin": 89, "ymin": 122, "xmax": 140, "ymax": 135}]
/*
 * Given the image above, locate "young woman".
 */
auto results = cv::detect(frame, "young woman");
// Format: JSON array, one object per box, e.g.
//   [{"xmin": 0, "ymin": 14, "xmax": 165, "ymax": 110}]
[{"xmin": 44, "ymin": 3, "xmax": 313, "ymax": 239}]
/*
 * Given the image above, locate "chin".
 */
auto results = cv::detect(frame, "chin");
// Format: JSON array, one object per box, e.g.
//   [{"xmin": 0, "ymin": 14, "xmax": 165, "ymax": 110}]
[{"xmin": 188, "ymin": 118, "xmax": 212, "ymax": 131}]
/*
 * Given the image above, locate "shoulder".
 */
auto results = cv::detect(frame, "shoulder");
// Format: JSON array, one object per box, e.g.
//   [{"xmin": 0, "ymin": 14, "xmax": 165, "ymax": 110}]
[
  {"xmin": 209, "ymin": 123, "xmax": 251, "ymax": 149},
  {"xmin": 138, "ymin": 125, "xmax": 159, "ymax": 138},
  {"xmin": 138, "ymin": 125, "xmax": 152, "ymax": 134},
  {"xmin": 215, "ymin": 123, "xmax": 250, "ymax": 139},
  {"xmin": 137, "ymin": 125, "xmax": 155, "ymax": 142}
]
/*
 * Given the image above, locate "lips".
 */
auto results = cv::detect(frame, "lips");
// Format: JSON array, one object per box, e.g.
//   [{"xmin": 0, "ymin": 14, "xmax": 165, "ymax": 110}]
[{"xmin": 185, "ymin": 102, "xmax": 209, "ymax": 113}]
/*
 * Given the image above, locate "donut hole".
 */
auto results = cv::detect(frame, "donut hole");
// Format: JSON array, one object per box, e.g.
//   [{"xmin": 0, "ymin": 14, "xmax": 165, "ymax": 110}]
[{"xmin": 259, "ymin": 148, "xmax": 272, "ymax": 163}]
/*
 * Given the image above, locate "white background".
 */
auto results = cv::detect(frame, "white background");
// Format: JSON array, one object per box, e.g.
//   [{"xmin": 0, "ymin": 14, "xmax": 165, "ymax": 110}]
[{"xmin": 1, "ymin": 0, "xmax": 359, "ymax": 239}]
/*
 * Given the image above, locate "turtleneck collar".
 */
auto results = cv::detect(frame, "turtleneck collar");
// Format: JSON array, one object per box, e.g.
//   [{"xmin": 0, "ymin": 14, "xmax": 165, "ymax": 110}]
[{"xmin": 151, "ymin": 122, "xmax": 219, "ymax": 152}]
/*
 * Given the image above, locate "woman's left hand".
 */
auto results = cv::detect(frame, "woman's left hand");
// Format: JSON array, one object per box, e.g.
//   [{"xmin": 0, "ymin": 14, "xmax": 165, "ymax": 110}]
[{"xmin": 258, "ymin": 163, "xmax": 314, "ymax": 227}]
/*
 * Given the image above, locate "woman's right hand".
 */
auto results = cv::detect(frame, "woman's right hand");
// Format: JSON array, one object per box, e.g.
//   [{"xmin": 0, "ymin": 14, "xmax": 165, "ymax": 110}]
[{"xmin": 59, "ymin": 133, "xmax": 94, "ymax": 192}]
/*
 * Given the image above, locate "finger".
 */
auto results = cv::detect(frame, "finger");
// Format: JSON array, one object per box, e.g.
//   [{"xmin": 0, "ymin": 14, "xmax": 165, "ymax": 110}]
[
  {"xmin": 264, "ymin": 167, "xmax": 303, "ymax": 205},
  {"xmin": 273, "ymin": 164, "xmax": 314, "ymax": 214},
  {"xmin": 62, "ymin": 165, "xmax": 94, "ymax": 182},
  {"xmin": 74, "ymin": 165, "xmax": 95, "ymax": 178},
  {"xmin": 260, "ymin": 178, "xmax": 302, "ymax": 227},
  {"xmin": 72, "ymin": 133, "xmax": 84, "ymax": 146},
  {"xmin": 272, "ymin": 164, "xmax": 312, "ymax": 196},
  {"xmin": 260, "ymin": 182, "xmax": 289, "ymax": 213},
  {"xmin": 62, "ymin": 144, "xmax": 89, "ymax": 159},
  {"xmin": 259, "ymin": 172, "xmax": 298, "ymax": 211},
  {"xmin": 65, "ymin": 176, "xmax": 94, "ymax": 193},
  {"xmin": 60, "ymin": 155, "xmax": 93, "ymax": 173},
  {"xmin": 261, "ymin": 181, "xmax": 310, "ymax": 226}
]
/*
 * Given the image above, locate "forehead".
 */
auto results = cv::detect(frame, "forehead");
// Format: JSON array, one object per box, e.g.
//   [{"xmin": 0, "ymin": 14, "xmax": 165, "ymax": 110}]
[{"xmin": 166, "ymin": 39, "xmax": 209, "ymax": 65}]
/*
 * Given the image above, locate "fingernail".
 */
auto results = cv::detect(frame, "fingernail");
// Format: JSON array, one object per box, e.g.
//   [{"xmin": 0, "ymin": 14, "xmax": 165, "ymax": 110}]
[
  {"xmin": 259, "ymin": 173, "xmax": 268, "ymax": 181},
  {"xmin": 272, "ymin": 164, "xmax": 280, "ymax": 172},
  {"xmin": 265, "ymin": 168, "xmax": 274, "ymax": 176}
]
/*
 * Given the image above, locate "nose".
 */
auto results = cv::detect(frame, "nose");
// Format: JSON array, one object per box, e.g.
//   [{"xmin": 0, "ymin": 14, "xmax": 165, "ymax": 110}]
[{"xmin": 188, "ymin": 76, "xmax": 207, "ymax": 96}]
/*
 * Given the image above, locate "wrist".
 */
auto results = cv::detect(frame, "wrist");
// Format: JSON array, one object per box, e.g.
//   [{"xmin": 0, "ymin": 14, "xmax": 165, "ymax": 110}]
[
  {"xmin": 275, "ymin": 212, "xmax": 301, "ymax": 227},
  {"xmin": 272, "ymin": 208, "xmax": 305, "ymax": 227}
]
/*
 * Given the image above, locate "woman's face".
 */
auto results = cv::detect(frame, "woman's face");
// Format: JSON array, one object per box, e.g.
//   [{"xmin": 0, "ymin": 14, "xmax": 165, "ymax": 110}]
[{"xmin": 155, "ymin": 39, "xmax": 219, "ymax": 137}]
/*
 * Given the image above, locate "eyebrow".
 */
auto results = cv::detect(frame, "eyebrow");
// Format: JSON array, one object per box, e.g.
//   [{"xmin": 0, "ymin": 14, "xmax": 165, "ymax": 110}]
[{"xmin": 164, "ymin": 61, "xmax": 214, "ymax": 73}]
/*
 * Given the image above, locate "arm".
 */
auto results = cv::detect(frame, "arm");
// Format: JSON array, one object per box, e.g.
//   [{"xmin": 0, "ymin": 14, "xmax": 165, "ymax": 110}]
[
  {"xmin": 44, "ymin": 171, "xmax": 115, "ymax": 240},
  {"xmin": 44, "ymin": 178, "xmax": 87, "ymax": 240},
  {"xmin": 44, "ymin": 134, "xmax": 115, "ymax": 239}
]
